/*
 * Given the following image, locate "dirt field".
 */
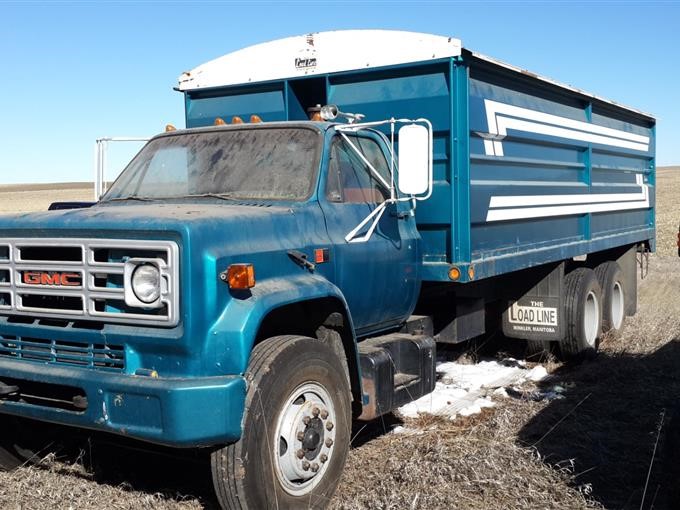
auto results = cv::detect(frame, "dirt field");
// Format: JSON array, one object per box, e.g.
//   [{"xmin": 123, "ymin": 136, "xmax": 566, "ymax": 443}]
[
  {"xmin": 0, "ymin": 168, "xmax": 678, "ymax": 509},
  {"xmin": 0, "ymin": 182, "xmax": 93, "ymax": 214}
]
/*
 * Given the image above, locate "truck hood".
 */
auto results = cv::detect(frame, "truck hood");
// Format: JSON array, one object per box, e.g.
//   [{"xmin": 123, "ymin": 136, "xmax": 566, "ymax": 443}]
[
  {"xmin": 0, "ymin": 202, "xmax": 329, "ymax": 378},
  {"xmin": 0, "ymin": 202, "xmax": 297, "ymax": 236},
  {"xmin": 0, "ymin": 201, "xmax": 312, "ymax": 268}
]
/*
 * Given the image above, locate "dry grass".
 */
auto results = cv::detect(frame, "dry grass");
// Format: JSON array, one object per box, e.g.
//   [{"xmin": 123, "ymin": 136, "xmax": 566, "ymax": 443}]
[
  {"xmin": 0, "ymin": 168, "xmax": 678, "ymax": 509},
  {"xmin": 654, "ymin": 167, "xmax": 680, "ymax": 257},
  {"xmin": 332, "ymin": 408, "xmax": 601, "ymax": 510},
  {"xmin": 0, "ymin": 454, "xmax": 204, "ymax": 510}
]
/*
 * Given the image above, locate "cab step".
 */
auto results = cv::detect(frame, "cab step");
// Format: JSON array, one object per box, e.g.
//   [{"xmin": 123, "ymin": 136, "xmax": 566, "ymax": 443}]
[{"xmin": 357, "ymin": 332, "xmax": 436, "ymax": 421}]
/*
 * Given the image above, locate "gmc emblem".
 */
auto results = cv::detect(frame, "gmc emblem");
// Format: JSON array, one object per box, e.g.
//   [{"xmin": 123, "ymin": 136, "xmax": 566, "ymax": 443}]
[{"xmin": 23, "ymin": 271, "xmax": 81, "ymax": 287}]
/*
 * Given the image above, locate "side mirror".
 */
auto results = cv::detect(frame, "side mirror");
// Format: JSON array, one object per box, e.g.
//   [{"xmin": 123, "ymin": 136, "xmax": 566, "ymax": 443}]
[{"xmin": 397, "ymin": 124, "xmax": 431, "ymax": 196}]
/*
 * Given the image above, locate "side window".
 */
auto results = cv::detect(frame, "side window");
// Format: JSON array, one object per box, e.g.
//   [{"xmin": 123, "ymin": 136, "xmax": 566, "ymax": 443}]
[{"xmin": 326, "ymin": 135, "xmax": 390, "ymax": 204}]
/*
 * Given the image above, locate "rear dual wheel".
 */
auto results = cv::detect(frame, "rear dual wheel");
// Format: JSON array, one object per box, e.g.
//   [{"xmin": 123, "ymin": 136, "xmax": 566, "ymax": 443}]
[
  {"xmin": 560, "ymin": 267, "xmax": 603, "ymax": 359},
  {"xmin": 595, "ymin": 261, "xmax": 626, "ymax": 336}
]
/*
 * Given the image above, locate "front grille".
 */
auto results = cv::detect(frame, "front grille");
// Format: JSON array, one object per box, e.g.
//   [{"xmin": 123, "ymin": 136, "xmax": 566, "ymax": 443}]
[
  {"xmin": 0, "ymin": 238, "xmax": 179, "ymax": 327},
  {"xmin": 0, "ymin": 334, "xmax": 125, "ymax": 372}
]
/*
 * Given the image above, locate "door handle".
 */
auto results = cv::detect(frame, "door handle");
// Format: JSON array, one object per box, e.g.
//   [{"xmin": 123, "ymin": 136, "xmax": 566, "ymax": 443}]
[{"xmin": 287, "ymin": 250, "xmax": 316, "ymax": 271}]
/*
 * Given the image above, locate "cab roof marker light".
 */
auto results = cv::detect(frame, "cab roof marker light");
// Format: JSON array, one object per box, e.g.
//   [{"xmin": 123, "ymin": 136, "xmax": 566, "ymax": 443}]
[
  {"xmin": 231, "ymin": 116, "xmax": 244, "ymax": 124},
  {"xmin": 165, "ymin": 124, "xmax": 176, "ymax": 132},
  {"xmin": 214, "ymin": 117, "xmax": 226, "ymax": 125},
  {"xmin": 250, "ymin": 115, "xmax": 262, "ymax": 123}
]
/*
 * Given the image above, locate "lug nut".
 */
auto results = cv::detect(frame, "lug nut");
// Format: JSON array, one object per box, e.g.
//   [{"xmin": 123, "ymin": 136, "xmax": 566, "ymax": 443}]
[
  {"xmin": 297, "ymin": 431, "xmax": 305, "ymax": 441},
  {"xmin": 296, "ymin": 449, "xmax": 305, "ymax": 459},
  {"xmin": 302, "ymin": 416, "xmax": 311, "ymax": 426},
  {"xmin": 325, "ymin": 438, "xmax": 333, "ymax": 447},
  {"xmin": 326, "ymin": 421, "xmax": 334, "ymax": 431},
  {"xmin": 320, "ymin": 454, "xmax": 328, "ymax": 463},
  {"xmin": 311, "ymin": 462, "xmax": 319, "ymax": 473},
  {"xmin": 312, "ymin": 407, "xmax": 320, "ymax": 417},
  {"xmin": 320, "ymin": 409, "xmax": 329, "ymax": 419},
  {"xmin": 302, "ymin": 460, "xmax": 310, "ymax": 471}
]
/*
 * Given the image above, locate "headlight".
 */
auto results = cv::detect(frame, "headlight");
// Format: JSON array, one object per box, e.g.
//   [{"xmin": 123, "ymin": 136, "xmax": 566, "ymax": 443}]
[{"xmin": 131, "ymin": 264, "xmax": 161, "ymax": 304}]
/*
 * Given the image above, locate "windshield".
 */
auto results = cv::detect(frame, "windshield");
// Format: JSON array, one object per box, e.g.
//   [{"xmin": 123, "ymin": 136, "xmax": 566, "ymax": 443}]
[{"xmin": 103, "ymin": 127, "xmax": 321, "ymax": 201}]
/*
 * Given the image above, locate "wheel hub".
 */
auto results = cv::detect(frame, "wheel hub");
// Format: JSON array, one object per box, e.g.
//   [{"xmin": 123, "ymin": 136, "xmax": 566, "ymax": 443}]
[
  {"xmin": 274, "ymin": 382, "xmax": 337, "ymax": 496},
  {"xmin": 301, "ymin": 417, "xmax": 324, "ymax": 459}
]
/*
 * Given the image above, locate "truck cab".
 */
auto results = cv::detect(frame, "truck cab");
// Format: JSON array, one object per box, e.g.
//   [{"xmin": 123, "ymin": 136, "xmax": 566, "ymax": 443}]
[{"xmin": 0, "ymin": 114, "xmax": 438, "ymax": 509}]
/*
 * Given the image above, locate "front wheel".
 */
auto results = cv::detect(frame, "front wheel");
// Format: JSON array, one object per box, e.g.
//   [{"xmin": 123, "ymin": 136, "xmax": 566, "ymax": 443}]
[{"xmin": 211, "ymin": 335, "xmax": 351, "ymax": 510}]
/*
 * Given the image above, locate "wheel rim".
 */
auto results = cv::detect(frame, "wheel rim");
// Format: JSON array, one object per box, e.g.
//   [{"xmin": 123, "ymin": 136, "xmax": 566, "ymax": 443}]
[
  {"xmin": 583, "ymin": 290, "xmax": 599, "ymax": 346},
  {"xmin": 611, "ymin": 281, "xmax": 624, "ymax": 330},
  {"xmin": 273, "ymin": 382, "xmax": 337, "ymax": 496}
]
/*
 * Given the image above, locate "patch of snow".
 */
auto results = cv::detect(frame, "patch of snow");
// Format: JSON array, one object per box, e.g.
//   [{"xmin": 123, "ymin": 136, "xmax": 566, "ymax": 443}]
[
  {"xmin": 399, "ymin": 386, "xmax": 468, "ymax": 418},
  {"xmin": 526, "ymin": 365, "xmax": 548, "ymax": 382},
  {"xmin": 398, "ymin": 359, "xmax": 548, "ymax": 420},
  {"xmin": 391, "ymin": 425, "xmax": 423, "ymax": 435},
  {"xmin": 459, "ymin": 397, "xmax": 495, "ymax": 417},
  {"xmin": 437, "ymin": 360, "xmax": 525, "ymax": 390},
  {"xmin": 493, "ymin": 387, "xmax": 509, "ymax": 398}
]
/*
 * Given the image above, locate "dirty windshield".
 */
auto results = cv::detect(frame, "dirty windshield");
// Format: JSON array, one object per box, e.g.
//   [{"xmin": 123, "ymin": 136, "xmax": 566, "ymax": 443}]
[{"xmin": 103, "ymin": 127, "xmax": 321, "ymax": 201}]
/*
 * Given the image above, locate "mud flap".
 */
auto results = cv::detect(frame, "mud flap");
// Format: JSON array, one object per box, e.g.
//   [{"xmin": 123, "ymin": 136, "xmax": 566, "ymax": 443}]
[{"xmin": 502, "ymin": 263, "xmax": 565, "ymax": 342}]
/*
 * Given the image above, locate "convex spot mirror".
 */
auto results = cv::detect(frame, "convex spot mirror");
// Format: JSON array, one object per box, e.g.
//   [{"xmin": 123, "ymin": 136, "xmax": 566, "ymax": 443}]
[{"xmin": 397, "ymin": 124, "xmax": 430, "ymax": 196}]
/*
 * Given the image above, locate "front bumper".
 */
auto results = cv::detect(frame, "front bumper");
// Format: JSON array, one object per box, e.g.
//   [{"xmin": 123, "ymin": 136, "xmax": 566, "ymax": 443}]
[{"xmin": 0, "ymin": 359, "xmax": 246, "ymax": 448}]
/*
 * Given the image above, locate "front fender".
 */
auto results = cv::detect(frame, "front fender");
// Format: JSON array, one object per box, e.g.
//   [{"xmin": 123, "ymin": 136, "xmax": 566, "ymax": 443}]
[{"xmin": 205, "ymin": 274, "xmax": 355, "ymax": 376}]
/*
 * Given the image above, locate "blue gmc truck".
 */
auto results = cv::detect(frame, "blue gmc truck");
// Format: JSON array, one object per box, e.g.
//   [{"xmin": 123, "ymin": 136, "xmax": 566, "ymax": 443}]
[{"xmin": 0, "ymin": 31, "xmax": 655, "ymax": 509}]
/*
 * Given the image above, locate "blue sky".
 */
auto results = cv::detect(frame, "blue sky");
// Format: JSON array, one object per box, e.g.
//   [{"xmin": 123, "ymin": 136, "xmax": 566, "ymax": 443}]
[{"xmin": 1, "ymin": 0, "xmax": 678, "ymax": 184}]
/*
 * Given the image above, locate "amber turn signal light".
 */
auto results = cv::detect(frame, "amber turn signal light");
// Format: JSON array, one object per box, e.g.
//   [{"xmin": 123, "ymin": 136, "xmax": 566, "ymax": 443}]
[
  {"xmin": 448, "ymin": 266, "xmax": 461, "ymax": 281},
  {"xmin": 221, "ymin": 264, "xmax": 255, "ymax": 290},
  {"xmin": 467, "ymin": 266, "xmax": 475, "ymax": 280}
]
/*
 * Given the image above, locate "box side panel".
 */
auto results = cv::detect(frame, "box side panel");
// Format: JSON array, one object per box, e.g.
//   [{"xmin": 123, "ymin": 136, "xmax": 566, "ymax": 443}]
[{"xmin": 465, "ymin": 60, "xmax": 655, "ymax": 280}]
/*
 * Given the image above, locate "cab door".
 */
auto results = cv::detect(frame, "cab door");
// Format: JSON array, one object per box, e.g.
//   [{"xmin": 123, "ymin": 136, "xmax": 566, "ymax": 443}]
[{"xmin": 319, "ymin": 132, "xmax": 421, "ymax": 335}]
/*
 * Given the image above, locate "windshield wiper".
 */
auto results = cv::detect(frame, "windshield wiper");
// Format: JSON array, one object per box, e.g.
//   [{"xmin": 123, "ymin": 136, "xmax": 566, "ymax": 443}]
[
  {"xmin": 104, "ymin": 195, "xmax": 154, "ymax": 202},
  {"xmin": 186, "ymin": 193, "xmax": 239, "ymax": 201}
]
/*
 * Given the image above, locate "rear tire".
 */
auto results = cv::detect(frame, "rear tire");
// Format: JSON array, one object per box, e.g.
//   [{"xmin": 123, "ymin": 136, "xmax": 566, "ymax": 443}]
[
  {"xmin": 594, "ymin": 261, "xmax": 626, "ymax": 336},
  {"xmin": 211, "ymin": 335, "xmax": 351, "ymax": 510},
  {"xmin": 560, "ymin": 268, "xmax": 602, "ymax": 359}
]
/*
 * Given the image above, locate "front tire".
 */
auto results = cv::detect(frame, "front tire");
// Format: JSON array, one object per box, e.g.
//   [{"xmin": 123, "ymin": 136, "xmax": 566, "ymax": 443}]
[
  {"xmin": 211, "ymin": 335, "xmax": 351, "ymax": 510},
  {"xmin": 560, "ymin": 268, "xmax": 603, "ymax": 359}
]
